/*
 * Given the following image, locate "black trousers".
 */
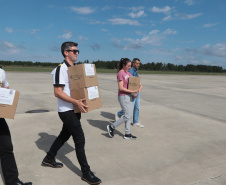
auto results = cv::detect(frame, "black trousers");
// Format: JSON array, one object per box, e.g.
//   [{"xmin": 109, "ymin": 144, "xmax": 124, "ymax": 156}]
[
  {"xmin": 0, "ymin": 118, "xmax": 19, "ymax": 185},
  {"xmin": 47, "ymin": 111, "xmax": 90, "ymax": 174}
]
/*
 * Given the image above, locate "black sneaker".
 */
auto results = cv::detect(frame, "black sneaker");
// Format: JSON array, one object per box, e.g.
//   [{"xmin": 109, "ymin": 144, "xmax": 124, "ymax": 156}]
[
  {"xmin": 123, "ymin": 134, "xmax": 137, "ymax": 140},
  {"xmin": 41, "ymin": 156, "xmax": 63, "ymax": 168},
  {"xmin": 81, "ymin": 171, "xmax": 102, "ymax": 184},
  {"xmin": 107, "ymin": 125, "xmax": 114, "ymax": 138},
  {"xmin": 16, "ymin": 181, "xmax": 32, "ymax": 185}
]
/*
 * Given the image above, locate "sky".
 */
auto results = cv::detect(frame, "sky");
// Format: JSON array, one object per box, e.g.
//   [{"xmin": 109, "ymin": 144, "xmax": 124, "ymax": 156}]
[{"xmin": 0, "ymin": 0, "xmax": 226, "ymax": 68}]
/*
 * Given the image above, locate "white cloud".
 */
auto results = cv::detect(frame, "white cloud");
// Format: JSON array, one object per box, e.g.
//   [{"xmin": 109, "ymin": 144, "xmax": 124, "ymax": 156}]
[
  {"xmin": 163, "ymin": 15, "xmax": 172, "ymax": 21},
  {"xmin": 175, "ymin": 43, "xmax": 226, "ymax": 68},
  {"xmin": 108, "ymin": 18, "xmax": 140, "ymax": 26},
  {"xmin": 123, "ymin": 28, "xmax": 177, "ymax": 50},
  {"xmin": 163, "ymin": 28, "xmax": 177, "ymax": 35},
  {"xmin": 175, "ymin": 55, "xmax": 184, "ymax": 60},
  {"xmin": 88, "ymin": 19, "xmax": 107, "ymax": 24},
  {"xmin": 135, "ymin": 31, "xmax": 143, "ymax": 36},
  {"xmin": 128, "ymin": 10, "xmax": 145, "ymax": 18},
  {"xmin": 123, "ymin": 43, "xmax": 143, "ymax": 50},
  {"xmin": 175, "ymin": 54, "xmax": 201, "ymax": 64},
  {"xmin": 0, "ymin": 41, "xmax": 20, "ymax": 54},
  {"xmin": 79, "ymin": 35, "xmax": 88, "ymax": 40},
  {"xmin": 186, "ymin": 43, "xmax": 226, "ymax": 58},
  {"xmin": 5, "ymin": 27, "xmax": 13, "ymax": 33},
  {"xmin": 58, "ymin": 31, "xmax": 72, "ymax": 39},
  {"xmin": 149, "ymin": 30, "xmax": 160, "ymax": 35},
  {"xmin": 190, "ymin": 59, "xmax": 212, "ymax": 66},
  {"xmin": 184, "ymin": 0, "xmax": 195, "ymax": 5},
  {"xmin": 71, "ymin": 7, "xmax": 95, "ymax": 15},
  {"xmin": 101, "ymin": 29, "xmax": 108, "ymax": 32},
  {"xmin": 203, "ymin": 23, "xmax": 218, "ymax": 28},
  {"xmin": 3, "ymin": 41, "xmax": 16, "ymax": 49},
  {"xmin": 145, "ymin": 48, "xmax": 173, "ymax": 55},
  {"xmin": 201, "ymin": 43, "xmax": 226, "ymax": 57},
  {"xmin": 175, "ymin": 54, "xmax": 218, "ymax": 66},
  {"xmin": 102, "ymin": 5, "xmax": 113, "ymax": 11},
  {"xmin": 130, "ymin": 7, "xmax": 144, "ymax": 12},
  {"xmin": 201, "ymin": 60, "xmax": 211, "ymax": 65},
  {"xmin": 30, "ymin": 29, "xmax": 39, "ymax": 34},
  {"xmin": 151, "ymin": 6, "xmax": 171, "ymax": 14},
  {"xmin": 176, "ymin": 13, "xmax": 202, "ymax": 19}
]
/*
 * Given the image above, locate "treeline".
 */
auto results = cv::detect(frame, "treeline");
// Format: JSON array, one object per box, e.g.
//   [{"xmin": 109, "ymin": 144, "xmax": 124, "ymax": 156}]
[
  {"xmin": 91, "ymin": 60, "xmax": 226, "ymax": 73},
  {"xmin": 138, "ymin": 62, "xmax": 225, "ymax": 73},
  {"xmin": 0, "ymin": 60, "xmax": 225, "ymax": 73},
  {"xmin": 0, "ymin": 60, "xmax": 58, "ymax": 67}
]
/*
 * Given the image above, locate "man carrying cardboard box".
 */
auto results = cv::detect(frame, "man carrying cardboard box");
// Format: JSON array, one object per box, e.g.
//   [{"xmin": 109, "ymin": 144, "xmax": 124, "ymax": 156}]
[
  {"xmin": 68, "ymin": 63, "xmax": 102, "ymax": 113},
  {"xmin": 0, "ymin": 68, "xmax": 32, "ymax": 185},
  {"xmin": 116, "ymin": 58, "xmax": 143, "ymax": 127},
  {"xmin": 41, "ymin": 42, "xmax": 102, "ymax": 185}
]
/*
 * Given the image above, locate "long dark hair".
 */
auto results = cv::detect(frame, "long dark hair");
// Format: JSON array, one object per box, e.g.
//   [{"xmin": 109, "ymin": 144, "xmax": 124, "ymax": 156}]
[{"xmin": 118, "ymin": 58, "xmax": 131, "ymax": 72}]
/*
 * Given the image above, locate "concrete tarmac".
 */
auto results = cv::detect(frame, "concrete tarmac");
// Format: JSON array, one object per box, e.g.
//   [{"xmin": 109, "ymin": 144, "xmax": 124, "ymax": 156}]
[{"xmin": 1, "ymin": 72, "xmax": 226, "ymax": 185}]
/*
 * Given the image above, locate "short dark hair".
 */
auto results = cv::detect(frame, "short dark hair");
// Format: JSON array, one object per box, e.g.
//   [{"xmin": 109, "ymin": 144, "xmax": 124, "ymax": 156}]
[
  {"xmin": 132, "ymin": 58, "xmax": 140, "ymax": 63},
  {"xmin": 61, "ymin": 41, "xmax": 78, "ymax": 57}
]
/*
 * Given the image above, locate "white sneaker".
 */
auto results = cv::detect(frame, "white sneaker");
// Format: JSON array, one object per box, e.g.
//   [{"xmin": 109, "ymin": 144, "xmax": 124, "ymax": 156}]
[{"xmin": 132, "ymin": 122, "xmax": 144, "ymax": 128}]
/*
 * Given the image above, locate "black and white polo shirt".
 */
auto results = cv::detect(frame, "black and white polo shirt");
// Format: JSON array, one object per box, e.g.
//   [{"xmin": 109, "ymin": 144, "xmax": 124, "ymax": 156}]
[{"xmin": 51, "ymin": 60, "xmax": 73, "ymax": 112}]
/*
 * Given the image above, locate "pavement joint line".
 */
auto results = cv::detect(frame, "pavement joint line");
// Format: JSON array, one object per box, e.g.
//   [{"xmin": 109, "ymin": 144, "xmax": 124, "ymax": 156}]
[{"xmin": 189, "ymin": 172, "xmax": 226, "ymax": 185}]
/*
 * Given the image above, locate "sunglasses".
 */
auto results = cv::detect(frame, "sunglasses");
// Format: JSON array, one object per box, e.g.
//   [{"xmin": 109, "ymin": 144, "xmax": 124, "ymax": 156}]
[{"xmin": 66, "ymin": 49, "xmax": 80, "ymax": 54}]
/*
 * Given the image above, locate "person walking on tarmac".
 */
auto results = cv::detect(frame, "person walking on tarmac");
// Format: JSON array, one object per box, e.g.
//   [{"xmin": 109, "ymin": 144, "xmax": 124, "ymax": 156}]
[
  {"xmin": 41, "ymin": 41, "xmax": 102, "ymax": 185},
  {"xmin": 107, "ymin": 58, "xmax": 139, "ymax": 139},
  {"xmin": 0, "ymin": 68, "xmax": 32, "ymax": 185},
  {"xmin": 116, "ymin": 58, "xmax": 143, "ymax": 127}
]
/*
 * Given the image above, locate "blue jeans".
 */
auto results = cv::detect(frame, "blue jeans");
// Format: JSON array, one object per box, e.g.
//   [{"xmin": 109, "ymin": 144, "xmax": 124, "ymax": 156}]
[{"xmin": 118, "ymin": 93, "xmax": 140, "ymax": 123}]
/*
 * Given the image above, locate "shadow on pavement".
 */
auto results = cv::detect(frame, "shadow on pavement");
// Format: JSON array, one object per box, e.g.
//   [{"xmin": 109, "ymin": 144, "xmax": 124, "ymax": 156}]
[
  {"xmin": 35, "ymin": 132, "xmax": 81, "ymax": 176},
  {"xmin": 100, "ymin": 111, "xmax": 115, "ymax": 120}
]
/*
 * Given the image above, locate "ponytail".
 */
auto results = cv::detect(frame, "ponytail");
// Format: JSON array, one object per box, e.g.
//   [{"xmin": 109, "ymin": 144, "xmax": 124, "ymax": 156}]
[{"xmin": 118, "ymin": 58, "xmax": 131, "ymax": 72}]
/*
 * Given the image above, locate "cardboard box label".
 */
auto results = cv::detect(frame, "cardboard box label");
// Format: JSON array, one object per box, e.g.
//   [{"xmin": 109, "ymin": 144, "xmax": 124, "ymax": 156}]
[
  {"xmin": 85, "ymin": 64, "xmax": 95, "ymax": 76},
  {"xmin": 0, "ymin": 90, "xmax": 20, "ymax": 119},
  {"xmin": 71, "ymin": 86, "xmax": 102, "ymax": 113},
  {"xmin": 87, "ymin": 86, "xmax": 99, "ymax": 100},
  {"xmin": 0, "ymin": 88, "xmax": 15, "ymax": 105}
]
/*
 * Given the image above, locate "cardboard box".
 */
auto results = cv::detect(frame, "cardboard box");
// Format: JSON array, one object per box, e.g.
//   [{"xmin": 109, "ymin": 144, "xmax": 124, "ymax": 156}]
[
  {"xmin": 128, "ymin": 77, "xmax": 140, "ymax": 91},
  {"xmin": 71, "ymin": 86, "xmax": 102, "ymax": 113},
  {"xmin": 68, "ymin": 64, "xmax": 98, "ymax": 89},
  {"xmin": 0, "ymin": 89, "xmax": 20, "ymax": 119}
]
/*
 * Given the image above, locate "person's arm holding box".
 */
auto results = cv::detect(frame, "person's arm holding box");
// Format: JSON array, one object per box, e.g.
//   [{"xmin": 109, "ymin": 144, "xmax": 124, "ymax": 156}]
[
  {"xmin": 138, "ymin": 82, "xmax": 142, "ymax": 93},
  {"xmin": 54, "ymin": 86, "xmax": 89, "ymax": 113},
  {"xmin": 52, "ymin": 63, "xmax": 89, "ymax": 113},
  {"xmin": 118, "ymin": 81, "xmax": 139, "ymax": 94}
]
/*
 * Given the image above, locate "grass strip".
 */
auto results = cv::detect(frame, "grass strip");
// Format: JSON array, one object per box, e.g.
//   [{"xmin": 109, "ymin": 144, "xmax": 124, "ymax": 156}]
[{"xmin": 3, "ymin": 66, "xmax": 226, "ymax": 75}]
